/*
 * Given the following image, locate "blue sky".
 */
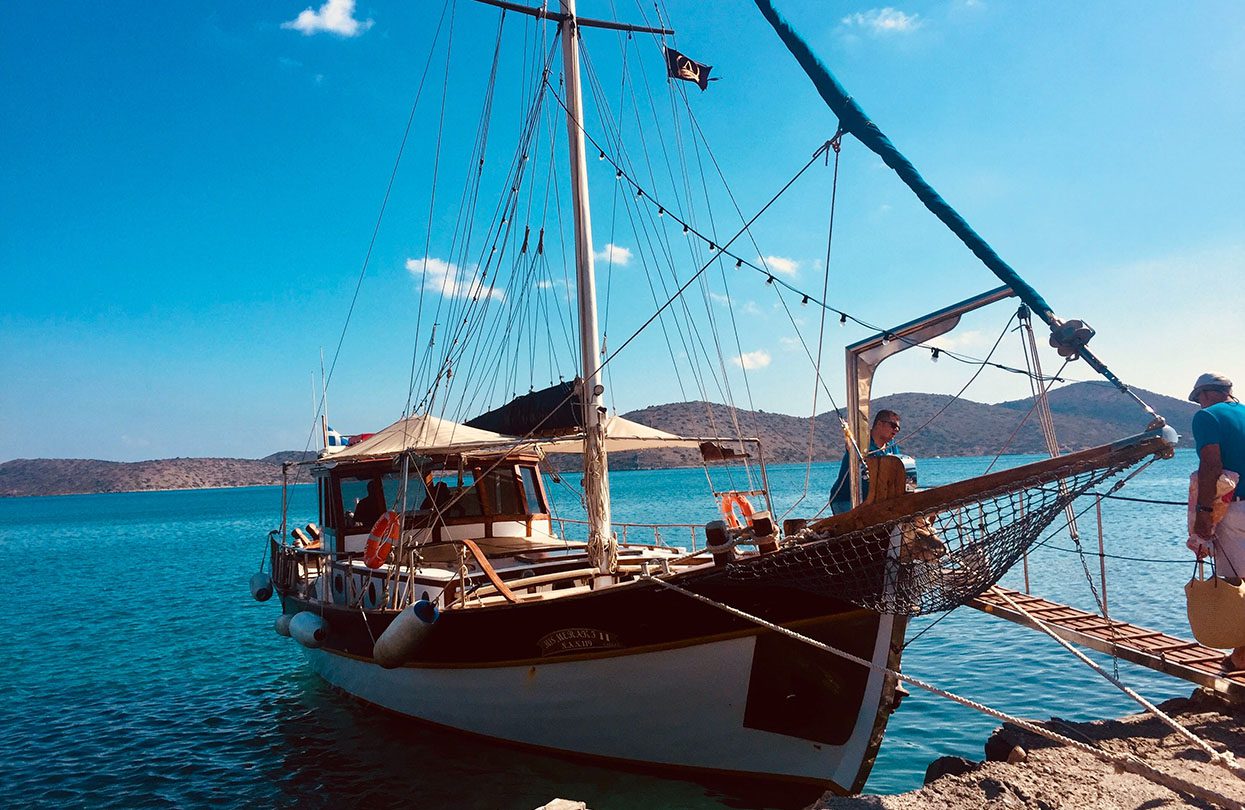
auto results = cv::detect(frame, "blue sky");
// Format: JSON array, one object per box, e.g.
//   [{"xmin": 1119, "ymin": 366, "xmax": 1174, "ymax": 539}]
[{"xmin": 2, "ymin": 0, "xmax": 1242, "ymax": 461}]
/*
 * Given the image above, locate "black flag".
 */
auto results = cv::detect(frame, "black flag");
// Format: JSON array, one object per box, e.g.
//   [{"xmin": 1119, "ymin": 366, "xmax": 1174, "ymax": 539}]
[{"xmin": 663, "ymin": 47, "xmax": 713, "ymax": 91}]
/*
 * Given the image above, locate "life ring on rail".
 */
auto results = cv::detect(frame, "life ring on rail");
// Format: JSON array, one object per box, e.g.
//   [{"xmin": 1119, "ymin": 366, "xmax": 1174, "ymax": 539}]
[
  {"xmin": 720, "ymin": 493, "xmax": 755, "ymax": 530},
  {"xmin": 364, "ymin": 511, "xmax": 400, "ymax": 568}
]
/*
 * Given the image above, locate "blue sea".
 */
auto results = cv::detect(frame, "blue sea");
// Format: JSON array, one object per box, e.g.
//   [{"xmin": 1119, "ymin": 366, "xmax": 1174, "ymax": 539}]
[{"xmin": 0, "ymin": 450, "xmax": 1201, "ymax": 808}]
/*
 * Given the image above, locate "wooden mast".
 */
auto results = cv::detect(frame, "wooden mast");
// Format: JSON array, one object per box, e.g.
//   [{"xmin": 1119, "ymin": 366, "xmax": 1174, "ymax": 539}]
[
  {"xmin": 557, "ymin": 0, "xmax": 615, "ymax": 573},
  {"xmin": 471, "ymin": 0, "xmax": 670, "ymax": 574}
]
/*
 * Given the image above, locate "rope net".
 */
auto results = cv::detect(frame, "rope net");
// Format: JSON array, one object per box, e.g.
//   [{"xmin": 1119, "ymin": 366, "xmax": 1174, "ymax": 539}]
[{"xmin": 720, "ymin": 447, "xmax": 1157, "ymax": 616}]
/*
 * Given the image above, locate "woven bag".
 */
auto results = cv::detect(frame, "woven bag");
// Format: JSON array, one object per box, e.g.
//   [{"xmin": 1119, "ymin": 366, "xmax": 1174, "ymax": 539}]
[{"xmin": 1186, "ymin": 557, "xmax": 1245, "ymax": 649}]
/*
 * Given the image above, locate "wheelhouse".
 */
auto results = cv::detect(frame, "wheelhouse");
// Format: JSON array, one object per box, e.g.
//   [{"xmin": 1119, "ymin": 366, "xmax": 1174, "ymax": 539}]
[{"xmin": 313, "ymin": 451, "xmax": 557, "ymax": 559}]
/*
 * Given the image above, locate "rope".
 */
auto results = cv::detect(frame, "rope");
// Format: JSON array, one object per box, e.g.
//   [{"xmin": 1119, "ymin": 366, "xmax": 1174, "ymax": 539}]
[{"xmin": 651, "ymin": 577, "xmax": 1244, "ymax": 808}]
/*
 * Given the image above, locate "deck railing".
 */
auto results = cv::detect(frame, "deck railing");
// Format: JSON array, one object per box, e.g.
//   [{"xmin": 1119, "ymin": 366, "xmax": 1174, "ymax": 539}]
[{"xmin": 550, "ymin": 516, "xmax": 706, "ymax": 552}]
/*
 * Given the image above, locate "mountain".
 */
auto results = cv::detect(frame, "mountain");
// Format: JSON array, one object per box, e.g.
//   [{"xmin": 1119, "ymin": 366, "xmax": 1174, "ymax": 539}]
[
  {"xmin": 1, "ymin": 382, "xmax": 1192, "ymax": 496},
  {"xmin": 0, "ymin": 454, "xmax": 315, "ymax": 498},
  {"xmin": 619, "ymin": 381, "xmax": 1195, "ymax": 466}
]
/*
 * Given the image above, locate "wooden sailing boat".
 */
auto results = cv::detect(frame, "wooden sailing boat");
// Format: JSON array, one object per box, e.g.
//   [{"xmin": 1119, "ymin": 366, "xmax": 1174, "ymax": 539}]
[{"xmin": 253, "ymin": 0, "xmax": 1177, "ymax": 797}]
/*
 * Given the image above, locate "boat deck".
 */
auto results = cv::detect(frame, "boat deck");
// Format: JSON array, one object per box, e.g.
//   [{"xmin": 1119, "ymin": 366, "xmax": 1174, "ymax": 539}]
[{"xmin": 969, "ymin": 586, "xmax": 1245, "ymax": 703}]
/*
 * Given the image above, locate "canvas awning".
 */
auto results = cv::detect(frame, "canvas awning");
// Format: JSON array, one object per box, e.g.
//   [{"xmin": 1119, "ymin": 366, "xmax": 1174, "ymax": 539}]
[
  {"xmin": 533, "ymin": 415, "xmax": 750, "ymax": 454},
  {"xmin": 328, "ymin": 413, "xmax": 518, "ymax": 460}
]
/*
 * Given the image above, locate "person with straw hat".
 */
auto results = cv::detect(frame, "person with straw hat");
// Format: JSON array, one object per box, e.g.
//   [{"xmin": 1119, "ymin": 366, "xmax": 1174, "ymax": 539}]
[{"xmin": 1189, "ymin": 372, "xmax": 1245, "ymax": 671}]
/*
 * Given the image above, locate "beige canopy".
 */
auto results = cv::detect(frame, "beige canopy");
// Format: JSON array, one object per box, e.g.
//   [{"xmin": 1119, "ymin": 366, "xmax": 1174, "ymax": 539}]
[
  {"xmin": 533, "ymin": 415, "xmax": 746, "ymax": 454},
  {"xmin": 328, "ymin": 413, "xmax": 517, "ymax": 460},
  {"xmin": 327, "ymin": 412, "xmax": 753, "ymax": 461}
]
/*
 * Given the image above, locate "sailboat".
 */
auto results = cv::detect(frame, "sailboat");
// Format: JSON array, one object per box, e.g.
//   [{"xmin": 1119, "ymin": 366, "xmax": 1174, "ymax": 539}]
[{"xmin": 252, "ymin": 0, "xmax": 1177, "ymax": 797}]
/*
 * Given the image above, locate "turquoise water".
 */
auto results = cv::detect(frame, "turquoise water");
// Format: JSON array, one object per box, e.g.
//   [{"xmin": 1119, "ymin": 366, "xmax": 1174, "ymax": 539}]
[{"xmin": 0, "ymin": 450, "xmax": 1199, "ymax": 808}]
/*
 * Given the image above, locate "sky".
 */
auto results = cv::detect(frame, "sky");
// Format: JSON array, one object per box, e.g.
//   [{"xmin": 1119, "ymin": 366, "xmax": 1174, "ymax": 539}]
[{"xmin": 2, "ymin": 0, "xmax": 1242, "ymax": 462}]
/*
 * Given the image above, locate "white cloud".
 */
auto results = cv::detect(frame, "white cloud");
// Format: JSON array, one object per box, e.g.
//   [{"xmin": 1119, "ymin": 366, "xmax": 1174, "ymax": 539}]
[
  {"xmin": 709, "ymin": 291, "xmax": 731, "ymax": 306},
  {"xmin": 535, "ymin": 280, "xmax": 555, "ymax": 289},
  {"xmin": 759, "ymin": 255, "xmax": 799, "ymax": 277},
  {"xmin": 841, "ymin": 8, "xmax": 921, "ymax": 35},
  {"xmin": 927, "ymin": 329, "xmax": 986, "ymax": 351},
  {"xmin": 732, "ymin": 350, "xmax": 772, "ymax": 370},
  {"xmin": 282, "ymin": 0, "xmax": 374, "ymax": 37},
  {"xmin": 779, "ymin": 336, "xmax": 804, "ymax": 352},
  {"xmin": 406, "ymin": 257, "xmax": 504, "ymax": 302},
  {"xmin": 594, "ymin": 243, "xmax": 632, "ymax": 266}
]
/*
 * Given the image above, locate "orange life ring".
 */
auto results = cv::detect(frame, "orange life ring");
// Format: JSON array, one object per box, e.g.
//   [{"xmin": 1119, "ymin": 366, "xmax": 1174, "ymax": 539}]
[
  {"xmin": 364, "ymin": 511, "xmax": 400, "ymax": 568},
  {"xmin": 720, "ymin": 493, "xmax": 755, "ymax": 529}
]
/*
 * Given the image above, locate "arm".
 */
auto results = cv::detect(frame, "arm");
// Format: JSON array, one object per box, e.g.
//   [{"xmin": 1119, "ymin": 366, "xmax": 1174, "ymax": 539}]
[{"xmin": 1194, "ymin": 443, "xmax": 1223, "ymax": 540}]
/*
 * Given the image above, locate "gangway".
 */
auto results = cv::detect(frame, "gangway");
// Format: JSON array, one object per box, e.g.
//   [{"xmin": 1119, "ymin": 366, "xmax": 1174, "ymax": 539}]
[{"xmin": 970, "ymin": 586, "xmax": 1245, "ymax": 703}]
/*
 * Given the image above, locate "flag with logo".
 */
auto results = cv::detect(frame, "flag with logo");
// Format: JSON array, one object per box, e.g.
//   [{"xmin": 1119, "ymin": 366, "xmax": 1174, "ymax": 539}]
[{"xmin": 663, "ymin": 46, "xmax": 713, "ymax": 91}]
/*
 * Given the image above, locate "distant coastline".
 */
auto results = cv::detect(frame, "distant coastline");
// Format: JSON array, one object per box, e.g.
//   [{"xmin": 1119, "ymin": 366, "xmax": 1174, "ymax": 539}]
[{"xmin": 1, "ymin": 382, "xmax": 1195, "ymax": 498}]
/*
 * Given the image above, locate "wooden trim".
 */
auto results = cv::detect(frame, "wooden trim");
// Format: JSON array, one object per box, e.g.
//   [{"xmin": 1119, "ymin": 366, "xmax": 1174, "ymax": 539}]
[{"xmin": 459, "ymin": 538, "xmax": 519, "ymax": 603}]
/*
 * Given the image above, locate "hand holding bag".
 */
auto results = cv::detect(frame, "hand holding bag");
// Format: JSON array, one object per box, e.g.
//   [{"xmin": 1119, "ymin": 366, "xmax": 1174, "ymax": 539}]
[{"xmin": 1185, "ymin": 554, "xmax": 1245, "ymax": 650}]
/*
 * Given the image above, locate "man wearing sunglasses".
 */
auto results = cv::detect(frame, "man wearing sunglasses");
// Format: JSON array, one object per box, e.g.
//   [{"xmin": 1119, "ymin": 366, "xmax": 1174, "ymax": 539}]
[{"xmin": 830, "ymin": 409, "xmax": 903, "ymax": 515}]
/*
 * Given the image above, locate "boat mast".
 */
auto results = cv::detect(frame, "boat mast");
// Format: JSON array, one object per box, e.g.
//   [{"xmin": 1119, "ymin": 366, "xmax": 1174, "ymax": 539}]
[
  {"xmin": 559, "ymin": 0, "xmax": 614, "ymax": 573},
  {"xmin": 471, "ymin": 0, "xmax": 671, "ymax": 573}
]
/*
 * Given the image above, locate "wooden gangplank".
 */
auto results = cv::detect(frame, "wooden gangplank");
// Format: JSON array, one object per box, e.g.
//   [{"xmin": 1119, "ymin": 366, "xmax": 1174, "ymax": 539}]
[{"xmin": 968, "ymin": 586, "xmax": 1245, "ymax": 703}]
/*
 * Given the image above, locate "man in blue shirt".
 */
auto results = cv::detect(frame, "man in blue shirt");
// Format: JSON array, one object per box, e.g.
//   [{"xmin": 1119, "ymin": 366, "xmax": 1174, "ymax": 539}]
[
  {"xmin": 830, "ymin": 409, "xmax": 903, "ymax": 514},
  {"xmin": 1189, "ymin": 371, "xmax": 1245, "ymax": 671}
]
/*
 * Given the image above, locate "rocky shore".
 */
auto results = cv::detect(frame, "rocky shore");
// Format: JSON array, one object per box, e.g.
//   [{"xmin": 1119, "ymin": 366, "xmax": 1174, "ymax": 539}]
[{"xmin": 815, "ymin": 690, "xmax": 1245, "ymax": 810}]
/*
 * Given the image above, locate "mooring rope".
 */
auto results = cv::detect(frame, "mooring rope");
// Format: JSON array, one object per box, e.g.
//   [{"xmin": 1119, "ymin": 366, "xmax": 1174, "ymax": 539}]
[{"xmin": 650, "ymin": 577, "xmax": 1243, "ymax": 808}]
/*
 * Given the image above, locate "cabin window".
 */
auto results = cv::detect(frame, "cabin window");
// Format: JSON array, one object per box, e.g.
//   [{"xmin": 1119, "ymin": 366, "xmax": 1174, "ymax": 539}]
[
  {"xmin": 516, "ymin": 465, "xmax": 545, "ymax": 514},
  {"xmin": 422, "ymin": 470, "xmax": 484, "ymax": 518},
  {"xmin": 340, "ymin": 472, "xmax": 398, "ymax": 532},
  {"xmin": 477, "ymin": 466, "xmax": 522, "ymax": 515}
]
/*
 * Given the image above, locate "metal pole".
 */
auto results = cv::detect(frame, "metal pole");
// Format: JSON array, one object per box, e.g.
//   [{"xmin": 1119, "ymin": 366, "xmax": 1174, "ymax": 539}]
[{"xmin": 1096, "ymin": 496, "xmax": 1109, "ymax": 619}]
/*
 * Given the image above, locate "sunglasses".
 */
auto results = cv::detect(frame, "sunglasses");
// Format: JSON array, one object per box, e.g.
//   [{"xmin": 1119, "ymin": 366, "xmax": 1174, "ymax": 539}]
[{"xmin": 880, "ymin": 420, "xmax": 901, "ymax": 431}]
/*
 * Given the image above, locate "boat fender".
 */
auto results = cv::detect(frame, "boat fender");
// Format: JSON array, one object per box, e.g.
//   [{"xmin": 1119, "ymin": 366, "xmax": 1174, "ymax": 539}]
[
  {"xmin": 250, "ymin": 572, "xmax": 273, "ymax": 602},
  {"xmin": 719, "ymin": 493, "xmax": 754, "ymax": 529},
  {"xmin": 274, "ymin": 613, "xmax": 293, "ymax": 637},
  {"xmin": 289, "ymin": 611, "xmax": 329, "ymax": 649},
  {"xmin": 704, "ymin": 520, "xmax": 736, "ymax": 567},
  {"xmin": 373, "ymin": 599, "xmax": 440, "ymax": 669}
]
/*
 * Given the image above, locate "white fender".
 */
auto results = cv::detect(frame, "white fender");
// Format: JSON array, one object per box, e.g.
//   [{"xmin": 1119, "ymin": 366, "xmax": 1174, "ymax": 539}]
[
  {"xmin": 250, "ymin": 572, "xmax": 273, "ymax": 602},
  {"xmin": 274, "ymin": 613, "xmax": 293, "ymax": 637},
  {"xmin": 373, "ymin": 600, "xmax": 439, "ymax": 669},
  {"xmin": 289, "ymin": 611, "xmax": 329, "ymax": 649}
]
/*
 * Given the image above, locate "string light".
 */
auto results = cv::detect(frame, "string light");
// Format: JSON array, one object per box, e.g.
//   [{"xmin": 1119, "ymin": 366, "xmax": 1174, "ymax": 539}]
[
  {"xmin": 708, "ymin": 242, "xmax": 715, "ymax": 251},
  {"xmin": 635, "ymin": 188, "xmax": 644, "ymax": 199},
  {"xmin": 882, "ymin": 333, "xmax": 892, "ymax": 345},
  {"xmin": 931, "ymin": 348, "xmax": 941, "ymax": 362},
  {"xmin": 682, "ymin": 224, "xmax": 689, "ymax": 234},
  {"xmin": 839, "ymin": 312, "xmax": 847, "ymax": 325},
  {"xmin": 766, "ymin": 275, "xmax": 774, "ymax": 284},
  {"xmin": 615, "ymin": 169, "xmax": 622, "ymax": 179},
  {"xmin": 801, "ymin": 295, "xmax": 810, "ymax": 305},
  {"xmin": 598, "ymin": 150, "xmax": 605, "ymax": 160},
  {"xmin": 657, "ymin": 207, "xmax": 664, "ymax": 216}
]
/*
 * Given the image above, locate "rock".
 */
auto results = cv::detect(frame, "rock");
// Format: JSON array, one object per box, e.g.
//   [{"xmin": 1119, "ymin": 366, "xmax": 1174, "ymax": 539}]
[
  {"xmin": 808, "ymin": 688, "xmax": 1245, "ymax": 809},
  {"xmin": 984, "ymin": 726, "xmax": 1026, "ymax": 762},
  {"xmin": 923, "ymin": 756, "xmax": 978, "ymax": 784},
  {"xmin": 534, "ymin": 800, "xmax": 587, "ymax": 810}
]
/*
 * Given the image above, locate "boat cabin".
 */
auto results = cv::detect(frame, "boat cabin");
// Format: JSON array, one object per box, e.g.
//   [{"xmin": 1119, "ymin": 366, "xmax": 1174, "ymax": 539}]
[{"xmin": 313, "ymin": 452, "xmax": 558, "ymax": 560}]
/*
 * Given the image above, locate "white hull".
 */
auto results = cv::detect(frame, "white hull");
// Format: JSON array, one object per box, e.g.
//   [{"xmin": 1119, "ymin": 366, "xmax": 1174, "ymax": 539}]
[{"xmin": 302, "ymin": 614, "xmax": 897, "ymax": 787}]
